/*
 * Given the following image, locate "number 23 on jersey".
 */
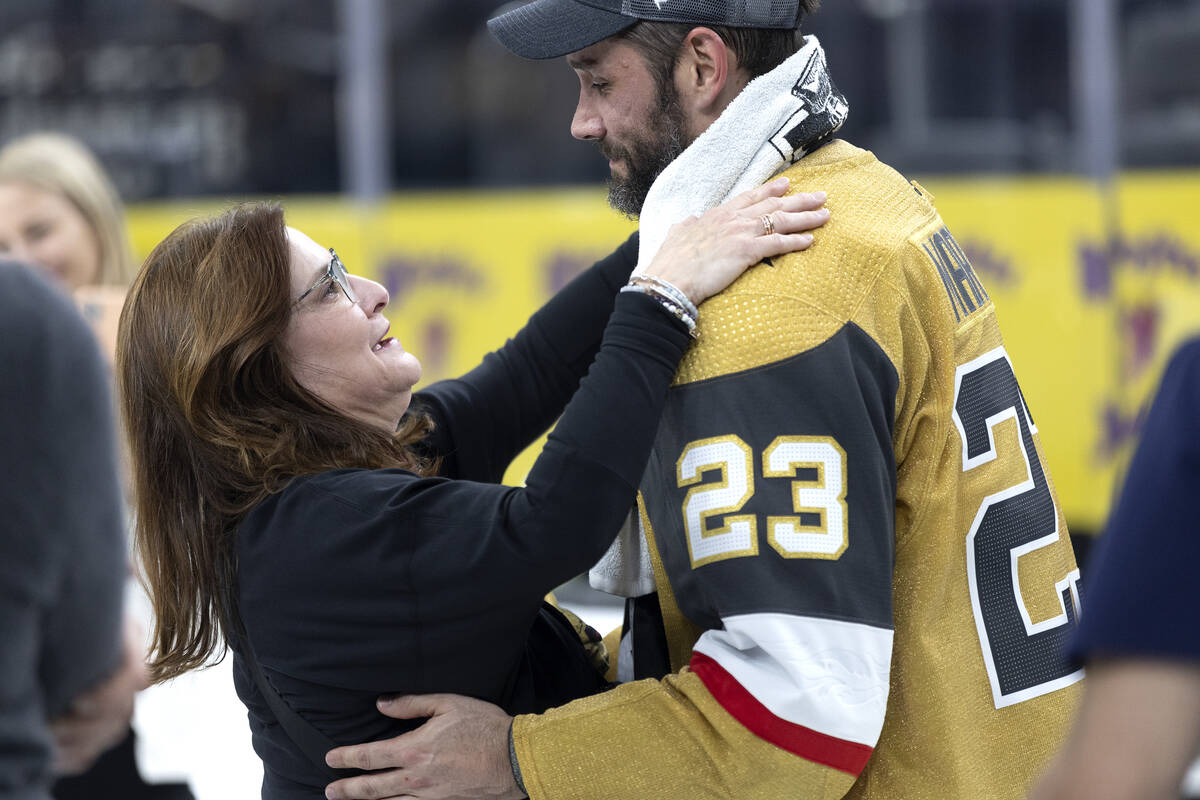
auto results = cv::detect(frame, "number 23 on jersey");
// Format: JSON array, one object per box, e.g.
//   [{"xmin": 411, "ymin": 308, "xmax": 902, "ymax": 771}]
[
  {"xmin": 673, "ymin": 344, "xmax": 1081, "ymax": 709},
  {"xmin": 676, "ymin": 434, "xmax": 849, "ymax": 568}
]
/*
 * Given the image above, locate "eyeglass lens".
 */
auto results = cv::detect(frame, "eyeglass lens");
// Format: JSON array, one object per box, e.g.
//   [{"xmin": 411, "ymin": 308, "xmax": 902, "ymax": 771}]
[{"xmin": 328, "ymin": 249, "xmax": 356, "ymax": 303}]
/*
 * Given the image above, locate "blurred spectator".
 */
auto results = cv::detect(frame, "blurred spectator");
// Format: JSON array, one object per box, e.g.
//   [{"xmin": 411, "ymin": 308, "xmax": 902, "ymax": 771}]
[
  {"xmin": 1030, "ymin": 338, "xmax": 1200, "ymax": 800},
  {"xmin": 0, "ymin": 132, "xmax": 133, "ymax": 361},
  {"xmin": 0, "ymin": 131, "xmax": 196, "ymax": 800},
  {"xmin": 0, "ymin": 261, "xmax": 136, "ymax": 798}
]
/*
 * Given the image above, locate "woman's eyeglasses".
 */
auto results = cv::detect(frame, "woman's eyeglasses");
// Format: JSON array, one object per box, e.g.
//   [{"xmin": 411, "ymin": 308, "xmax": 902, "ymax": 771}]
[{"xmin": 297, "ymin": 248, "xmax": 357, "ymax": 305}]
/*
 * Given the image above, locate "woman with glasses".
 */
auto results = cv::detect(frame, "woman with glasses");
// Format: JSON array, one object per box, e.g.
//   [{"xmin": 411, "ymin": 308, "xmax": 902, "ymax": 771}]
[{"xmin": 118, "ymin": 181, "xmax": 826, "ymax": 800}]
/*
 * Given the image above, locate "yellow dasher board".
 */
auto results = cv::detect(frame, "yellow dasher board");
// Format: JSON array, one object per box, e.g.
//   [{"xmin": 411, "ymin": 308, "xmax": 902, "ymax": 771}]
[{"xmin": 124, "ymin": 167, "xmax": 1200, "ymax": 532}]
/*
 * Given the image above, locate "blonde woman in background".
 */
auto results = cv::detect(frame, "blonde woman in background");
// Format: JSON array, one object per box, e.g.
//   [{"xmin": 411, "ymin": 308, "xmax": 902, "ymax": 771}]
[
  {"xmin": 0, "ymin": 132, "xmax": 133, "ymax": 361},
  {"xmin": 0, "ymin": 132, "xmax": 198, "ymax": 800}
]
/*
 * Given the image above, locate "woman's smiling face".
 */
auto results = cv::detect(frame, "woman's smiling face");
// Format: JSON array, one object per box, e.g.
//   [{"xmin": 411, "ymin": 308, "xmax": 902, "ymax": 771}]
[
  {"xmin": 279, "ymin": 227, "xmax": 421, "ymax": 433},
  {"xmin": 0, "ymin": 181, "xmax": 102, "ymax": 290}
]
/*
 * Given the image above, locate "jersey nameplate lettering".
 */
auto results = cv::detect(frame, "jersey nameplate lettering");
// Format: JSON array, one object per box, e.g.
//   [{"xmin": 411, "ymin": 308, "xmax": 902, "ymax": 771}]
[{"xmin": 924, "ymin": 227, "xmax": 989, "ymax": 323}]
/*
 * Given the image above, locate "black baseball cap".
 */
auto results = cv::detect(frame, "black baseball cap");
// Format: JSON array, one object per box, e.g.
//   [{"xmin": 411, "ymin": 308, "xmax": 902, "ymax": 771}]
[{"xmin": 488, "ymin": 0, "xmax": 804, "ymax": 60}]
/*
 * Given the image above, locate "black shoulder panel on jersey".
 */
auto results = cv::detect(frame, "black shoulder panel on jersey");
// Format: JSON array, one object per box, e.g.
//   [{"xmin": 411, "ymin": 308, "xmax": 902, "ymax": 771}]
[{"xmin": 639, "ymin": 322, "xmax": 899, "ymax": 630}]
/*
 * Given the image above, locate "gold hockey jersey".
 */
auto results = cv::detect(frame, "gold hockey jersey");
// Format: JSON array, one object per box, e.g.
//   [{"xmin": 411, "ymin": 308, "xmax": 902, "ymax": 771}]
[{"xmin": 513, "ymin": 140, "xmax": 1082, "ymax": 799}]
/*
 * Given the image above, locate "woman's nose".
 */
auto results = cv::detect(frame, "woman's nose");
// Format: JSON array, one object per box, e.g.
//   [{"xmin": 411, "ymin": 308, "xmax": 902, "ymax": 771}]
[{"xmin": 351, "ymin": 274, "xmax": 389, "ymax": 315}]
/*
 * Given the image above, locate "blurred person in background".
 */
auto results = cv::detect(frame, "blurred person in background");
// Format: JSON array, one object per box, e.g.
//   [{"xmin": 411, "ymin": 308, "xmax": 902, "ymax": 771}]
[
  {"xmin": 0, "ymin": 132, "xmax": 133, "ymax": 363},
  {"xmin": 323, "ymin": 2, "xmax": 1083, "ymax": 799},
  {"xmin": 1029, "ymin": 338, "xmax": 1200, "ymax": 800},
  {"xmin": 117, "ymin": 187, "xmax": 825, "ymax": 800},
  {"xmin": 0, "ymin": 132, "xmax": 196, "ymax": 800},
  {"xmin": 0, "ymin": 261, "xmax": 141, "ymax": 799}
]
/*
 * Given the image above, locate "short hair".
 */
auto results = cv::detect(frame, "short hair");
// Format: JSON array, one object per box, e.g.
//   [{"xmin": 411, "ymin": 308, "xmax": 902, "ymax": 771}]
[
  {"xmin": 616, "ymin": 4, "xmax": 817, "ymax": 89},
  {"xmin": 0, "ymin": 132, "xmax": 134, "ymax": 288}
]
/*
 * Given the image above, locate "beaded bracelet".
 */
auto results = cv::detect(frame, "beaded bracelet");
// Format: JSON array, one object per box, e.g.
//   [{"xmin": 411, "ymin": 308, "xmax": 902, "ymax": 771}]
[
  {"xmin": 628, "ymin": 274, "xmax": 699, "ymax": 320},
  {"xmin": 620, "ymin": 283, "xmax": 698, "ymax": 337}
]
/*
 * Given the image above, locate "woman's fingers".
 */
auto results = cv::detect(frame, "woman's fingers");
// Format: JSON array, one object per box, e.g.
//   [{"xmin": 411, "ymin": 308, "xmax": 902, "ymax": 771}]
[
  {"xmin": 765, "ymin": 207, "xmax": 831, "ymax": 236},
  {"xmin": 782, "ymin": 189, "xmax": 828, "ymax": 212},
  {"xmin": 724, "ymin": 175, "xmax": 792, "ymax": 210},
  {"xmin": 724, "ymin": 205, "xmax": 828, "ymax": 248},
  {"xmin": 741, "ymin": 190, "xmax": 828, "ymax": 220},
  {"xmin": 719, "ymin": 189, "xmax": 831, "ymax": 257},
  {"xmin": 724, "ymin": 177, "xmax": 826, "ymax": 214},
  {"xmin": 642, "ymin": 181, "xmax": 831, "ymax": 306},
  {"xmin": 739, "ymin": 204, "xmax": 830, "ymax": 263},
  {"xmin": 700, "ymin": 182, "xmax": 827, "ymax": 231},
  {"xmin": 756, "ymin": 231, "xmax": 817, "ymax": 259}
]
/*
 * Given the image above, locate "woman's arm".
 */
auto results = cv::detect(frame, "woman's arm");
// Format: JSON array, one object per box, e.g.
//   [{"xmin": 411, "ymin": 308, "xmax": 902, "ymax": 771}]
[
  {"xmin": 413, "ymin": 180, "xmax": 829, "ymax": 581},
  {"xmin": 414, "ymin": 232, "xmax": 639, "ymax": 482},
  {"xmin": 420, "ymin": 183, "xmax": 829, "ymax": 484},
  {"xmin": 477, "ymin": 289, "xmax": 693, "ymax": 578}
]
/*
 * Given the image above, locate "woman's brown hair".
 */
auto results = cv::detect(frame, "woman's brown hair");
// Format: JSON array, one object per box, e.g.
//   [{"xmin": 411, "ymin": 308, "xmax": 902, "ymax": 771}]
[{"xmin": 118, "ymin": 202, "xmax": 432, "ymax": 682}]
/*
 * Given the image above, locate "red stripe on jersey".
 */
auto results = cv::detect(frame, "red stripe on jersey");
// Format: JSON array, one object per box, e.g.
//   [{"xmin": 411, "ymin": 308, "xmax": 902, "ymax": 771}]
[{"xmin": 690, "ymin": 651, "xmax": 873, "ymax": 775}]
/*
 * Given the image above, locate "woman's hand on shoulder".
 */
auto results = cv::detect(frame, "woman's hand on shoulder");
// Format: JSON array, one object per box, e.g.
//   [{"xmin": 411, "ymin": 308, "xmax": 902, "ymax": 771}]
[{"xmin": 641, "ymin": 177, "xmax": 829, "ymax": 306}]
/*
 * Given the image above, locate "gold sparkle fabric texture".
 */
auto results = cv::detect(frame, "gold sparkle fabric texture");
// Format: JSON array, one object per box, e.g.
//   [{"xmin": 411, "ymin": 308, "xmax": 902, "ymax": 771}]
[{"xmin": 516, "ymin": 140, "xmax": 1080, "ymax": 799}]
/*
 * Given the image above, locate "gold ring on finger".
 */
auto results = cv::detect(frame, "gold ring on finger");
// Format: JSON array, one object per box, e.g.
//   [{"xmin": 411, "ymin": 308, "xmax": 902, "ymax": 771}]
[{"xmin": 760, "ymin": 213, "xmax": 775, "ymax": 237}]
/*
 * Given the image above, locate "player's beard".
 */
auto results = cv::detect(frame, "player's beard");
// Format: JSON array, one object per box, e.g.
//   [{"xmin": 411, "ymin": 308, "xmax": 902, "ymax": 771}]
[{"xmin": 602, "ymin": 83, "xmax": 687, "ymax": 219}]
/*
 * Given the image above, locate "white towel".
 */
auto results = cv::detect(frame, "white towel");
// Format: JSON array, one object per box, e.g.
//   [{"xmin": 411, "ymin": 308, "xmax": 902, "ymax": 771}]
[
  {"xmin": 635, "ymin": 35, "xmax": 848, "ymax": 273},
  {"xmin": 588, "ymin": 509, "xmax": 655, "ymax": 597},
  {"xmin": 590, "ymin": 36, "xmax": 849, "ymax": 599}
]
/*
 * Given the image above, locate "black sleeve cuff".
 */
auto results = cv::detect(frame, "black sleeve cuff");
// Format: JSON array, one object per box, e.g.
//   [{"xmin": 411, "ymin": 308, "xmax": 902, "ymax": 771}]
[{"xmin": 508, "ymin": 722, "xmax": 528, "ymax": 797}]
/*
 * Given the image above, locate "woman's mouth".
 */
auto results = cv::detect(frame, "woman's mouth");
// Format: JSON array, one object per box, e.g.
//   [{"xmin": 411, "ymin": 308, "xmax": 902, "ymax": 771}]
[{"xmin": 373, "ymin": 337, "xmax": 395, "ymax": 352}]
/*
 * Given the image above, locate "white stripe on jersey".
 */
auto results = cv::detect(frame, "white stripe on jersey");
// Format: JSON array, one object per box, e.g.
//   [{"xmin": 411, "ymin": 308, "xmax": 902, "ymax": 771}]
[{"xmin": 692, "ymin": 612, "xmax": 893, "ymax": 746}]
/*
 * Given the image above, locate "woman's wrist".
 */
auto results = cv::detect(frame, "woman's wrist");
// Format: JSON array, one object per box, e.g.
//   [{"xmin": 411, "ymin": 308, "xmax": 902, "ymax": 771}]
[
  {"xmin": 618, "ymin": 278, "xmax": 698, "ymax": 338},
  {"xmin": 637, "ymin": 268, "xmax": 701, "ymax": 306},
  {"xmin": 628, "ymin": 275, "xmax": 699, "ymax": 319}
]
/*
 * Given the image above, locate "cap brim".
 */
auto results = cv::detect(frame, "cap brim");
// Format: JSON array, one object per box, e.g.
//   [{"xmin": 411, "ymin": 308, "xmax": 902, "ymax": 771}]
[{"xmin": 487, "ymin": 0, "xmax": 638, "ymax": 60}]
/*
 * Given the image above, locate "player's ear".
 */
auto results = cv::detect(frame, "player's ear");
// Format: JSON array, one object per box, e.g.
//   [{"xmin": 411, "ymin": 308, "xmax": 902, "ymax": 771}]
[{"xmin": 674, "ymin": 27, "xmax": 733, "ymax": 115}]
